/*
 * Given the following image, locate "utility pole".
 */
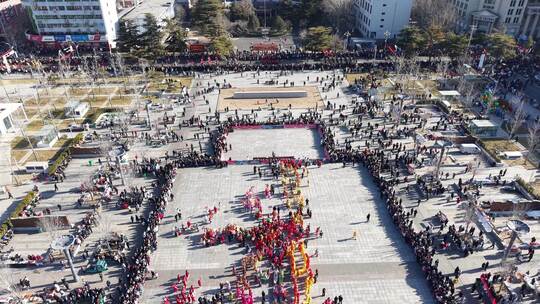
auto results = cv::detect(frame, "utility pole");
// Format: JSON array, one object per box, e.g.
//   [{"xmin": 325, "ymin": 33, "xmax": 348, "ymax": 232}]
[
  {"xmin": 264, "ymin": 0, "xmax": 267, "ymax": 30},
  {"xmin": 467, "ymin": 24, "xmax": 477, "ymax": 49},
  {"xmin": 435, "ymin": 145, "xmax": 446, "ymax": 180}
]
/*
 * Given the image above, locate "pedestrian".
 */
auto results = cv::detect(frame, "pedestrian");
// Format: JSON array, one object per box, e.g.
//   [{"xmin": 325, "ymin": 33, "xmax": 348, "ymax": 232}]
[
  {"xmin": 366, "ymin": 213, "xmax": 371, "ymax": 222},
  {"xmin": 352, "ymin": 230, "xmax": 357, "ymax": 240},
  {"xmin": 261, "ymin": 290, "xmax": 266, "ymax": 304},
  {"xmin": 57, "ymin": 204, "xmax": 62, "ymax": 211},
  {"xmin": 99, "ymin": 273, "xmax": 103, "ymax": 282},
  {"xmin": 130, "ymin": 215, "xmax": 134, "ymax": 223},
  {"xmin": 54, "ymin": 183, "xmax": 58, "ymax": 191},
  {"xmin": 322, "ymin": 287, "xmax": 326, "ymax": 297}
]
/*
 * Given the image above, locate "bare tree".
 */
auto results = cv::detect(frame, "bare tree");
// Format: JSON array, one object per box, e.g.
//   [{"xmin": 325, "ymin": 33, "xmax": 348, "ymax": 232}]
[
  {"xmin": 0, "ymin": 266, "xmax": 26, "ymax": 303},
  {"xmin": 99, "ymin": 139, "xmax": 114, "ymax": 164},
  {"xmin": 97, "ymin": 213, "xmax": 113, "ymax": 240},
  {"xmin": 508, "ymin": 98, "xmax": 526, "ymax": 140},
  {"xmin": 527, "ymin": 120, "xmax": 540, "ymax": 154},
  {"xmin": 322, "ymin": 0, "xmax": 354, "ymax": 34},
  {"xmin": 411, "ymin": 0, "xmax": 458, "ymax": 31},
  {"xmin": 39, "ymin": 217, "xmax": 63, "ymax": 244}
]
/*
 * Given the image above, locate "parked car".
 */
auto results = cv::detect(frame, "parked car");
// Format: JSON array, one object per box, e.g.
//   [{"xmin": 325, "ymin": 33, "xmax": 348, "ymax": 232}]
[{"xmin": 66, "ymin": 123, "xmax": 85, "ymax": 132}]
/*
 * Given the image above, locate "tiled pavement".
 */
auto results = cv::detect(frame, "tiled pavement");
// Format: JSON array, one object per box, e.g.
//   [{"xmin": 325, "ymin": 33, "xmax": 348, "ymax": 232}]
[{"xmin": 143, "ymin": 164, "xmax": 434, "ymax": 303}]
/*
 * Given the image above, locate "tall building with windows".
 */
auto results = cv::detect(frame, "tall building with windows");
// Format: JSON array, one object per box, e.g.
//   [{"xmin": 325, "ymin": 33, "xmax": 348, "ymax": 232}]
[
  {"xmin": 520, "ymin": 0, "xmax": 540, "ymax": 38},
  {"xmin": 21, "ymin": 0, "xmax": 119, "ymax": 47},
  {"xmin": 353, "ymin": 0, "xmax": 413, "ymax": 40},
  {"xmin": 451, "ymin": 0, "xmax": 528, "ymax": 35}
]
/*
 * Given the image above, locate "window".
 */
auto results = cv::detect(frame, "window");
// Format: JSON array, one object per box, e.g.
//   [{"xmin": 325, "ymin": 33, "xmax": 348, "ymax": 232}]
[
  {"xmin": 519, "ymin": 0, "xmax": 525, "ymax": 6},
  {"xmin": 508, "ymin": 9, "xmax": 514, "ymax": 15},
  {"xmin": 513, "ymin": 17, "xmax": 520, "ymax": 23},
  {"xmin": 379, "ymin": 25, "xmax": 383, "ymax": 28},
  {"xmin": 516, "ymin": 9, "xmax": 522, "ymax": 15},
  {"xmin": 381, "ymin": 12, "xmax": 385, "ymax": 15},
  {"xmin": 380, "ymin": 19, "xmax": 384, "ymax": 22},
  {"xmin": 505, "ymin": 17, "xmax": 511, "ymax": 23},
  {"xmin": 510, "ymin": 0, "xmax": 517, "ymax": 6}
]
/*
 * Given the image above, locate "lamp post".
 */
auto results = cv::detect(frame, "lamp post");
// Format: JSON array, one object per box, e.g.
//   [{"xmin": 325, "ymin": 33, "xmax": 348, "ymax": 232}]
[
  {"xmin": 501, "ymin": 220, "xmax": 530, "ymax": 263},
  {"xmin": 51, "ymin": 235, "xmax": 79, "ymax": 282},
  {"xmin": 384, "ymin": 30, "xmax": 391, "ymax": 50},
  {"xmin": 344, "ymin": 31, "xmax": 351, "ymax": 50}
]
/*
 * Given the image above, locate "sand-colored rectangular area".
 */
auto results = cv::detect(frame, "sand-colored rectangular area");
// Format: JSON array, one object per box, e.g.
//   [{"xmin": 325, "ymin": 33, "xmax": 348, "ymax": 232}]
[{"xmin": 218, "ymin": 86, "xmax": 323, "ymax": 111}]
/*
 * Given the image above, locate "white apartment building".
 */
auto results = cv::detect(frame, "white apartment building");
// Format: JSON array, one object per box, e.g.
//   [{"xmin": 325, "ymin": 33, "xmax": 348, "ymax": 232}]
[
  {"xmin": 22, "ymin": 0, "xmax": 119, "ymax": 47},
  {"xmin": 353, "ymin": 0, "xmax": 413, "ymax": 40},
  {"xmin": 452, "ymin": 0, "xmax": 528, "ymax": 35},
  {"xmin": 521, "ymin": 0, "xmax": 540, "ymax": 38}
]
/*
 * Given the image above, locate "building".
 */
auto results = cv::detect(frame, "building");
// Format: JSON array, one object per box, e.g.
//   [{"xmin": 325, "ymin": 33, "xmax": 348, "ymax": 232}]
[
  {"xmin": 353, "ymin": 0, "xmax": 413, "ymax": 39},
  {"xmin": 520, "ymin": 0, "xmax": 540, "ymax": 38},
  {"xmin": 469, "ymin": 119, "xmax": 499, "ymax": 137},
  {"xmin": 0, "ymin": 103, "xmax": 27, "ymax": 135},
  {"xmin": 21, "ymin": 0, "xmax": 119, "ymax": 48},
  {"xmin": 0, "ymin": 0, "xmax": 32, "ymax": 45},
  {"xmin": 120, "ymin": 0, "xmax": 174, "ymax": 33},
  {"xmin": 35, "ymin": 125, "xmax": 58, "ymax": 148},
  {"xmin": 64, "ymin": 101, "xmax": 89, "ymax": 118},
  {"xmin": 452, "ymin": 0, "xmax": 528, "ymax": 35}
]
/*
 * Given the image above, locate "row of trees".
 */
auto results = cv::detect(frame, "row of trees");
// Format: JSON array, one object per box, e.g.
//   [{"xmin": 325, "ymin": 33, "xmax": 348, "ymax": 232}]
[
  {"xmin": 396, "ymin": 25, "xmax": 530, "ymax": 60},
  {"xmin": 117, "ymin": 0, "xmax": 235, "ymax": 57},
  {"xmin": 116, "ymin": 14, "xmax": 188, "ymax": 58}
]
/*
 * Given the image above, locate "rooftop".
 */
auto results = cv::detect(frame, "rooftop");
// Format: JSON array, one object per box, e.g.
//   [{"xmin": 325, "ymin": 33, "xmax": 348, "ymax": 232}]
[
  {"xmin": 471, "ymin": 119, "xmax": 498, "ymax": 128},
  {"xmin": 121, "ymin": 0, "xmax": 173, "ymax": 21}
]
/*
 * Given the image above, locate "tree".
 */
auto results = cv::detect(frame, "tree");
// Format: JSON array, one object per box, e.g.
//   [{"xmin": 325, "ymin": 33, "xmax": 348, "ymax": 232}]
[
  {"xmin": 527, "ymin": 120, "xmax": 540, "ymax": 153},
  {"xmin": 303, "ymin": 26, "xmax": 332, "ymax": 51},
  {"xmin": 39, "ymin": 217, "xmax": 62, "ymax": 244},
  {"xmin": 527, "ymin": 120, "xmax": 540, "ymax": 154},
  {"xmin": 423, "ymin": 25, "xmax": 445, "ymax": 59},
  {"xmin": 442, "ymin": 32, "xmax": 468, "ymax": 59},
  {"xmin": 411, "ymin": 0, "xmax": 457, "ymax": 31},
  {"xmin": 508, "ymin": 98, "xmax": 526, "ymax": 140},
  {"xmin": 164, "ymin": 18, "xmax": 187, "ymax": 54},
  {"xmin": 322, "ymin": 0, "xmax": 354, "ymax": 34},
  {"xmin": 247, "ymin": 13, "xmax": 260, "ymax": 32},
  {"xmin": 116, "ymin": 20, "xmax": 139, "ymax": 52},
  {"xmin": 272, "ymin": 15, "xmax": 288, "ymax": 33},
  {"xmin": 139, "ymin": 13, "xmax": 163, "ymax": 59},
  {"xmin": 487, "ymin": 33, "xmax": 517, "ymax": 60},
  {"xmin": 211, "ymin": 35, "xmax": 233, "ymax": 56},
  {"xmin": 397, "ymin": 26, "xmax": 426, "ymax": 58},
  {"xmin": 192, "ymin": 0, "xmax": 225, "ymax": 37},
  {"xmin": 230, "ymin": 0, "xmax": 256, "ymax": 22},
  {"xmin": 301, "ymin": 0, "xmax": 325, "ymax": 27},
  {"xmin": 0, "ymin": 266, "xmax": 25, "ymax": 303}
]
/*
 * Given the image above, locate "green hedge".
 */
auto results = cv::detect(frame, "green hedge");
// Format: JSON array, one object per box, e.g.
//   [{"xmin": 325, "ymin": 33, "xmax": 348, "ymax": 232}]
[
  {"xmin": 47, "ymin": 133, "xmax": 84, "ymax": 176},
  {"xmin": 516, "ymin": 177, "xmax": 540, "ymax": 200},
  {"xmin": 84, "ymin": 107, "xmax": 121, "ymax": 125},
  {"xmin": 0, "ymin": 191, "xmax": 36, "ymax": 238}
]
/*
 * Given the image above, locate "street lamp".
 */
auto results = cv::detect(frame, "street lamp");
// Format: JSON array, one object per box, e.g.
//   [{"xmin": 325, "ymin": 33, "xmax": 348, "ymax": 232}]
[
  {"xmin": 344, "ymin": 31, "xmax": 351, "ymax": 49},
  {"xmin": 51, "ymin": 235, "xmax": 79, "ymax": 282},
  {"xmin": 384, "ymin": 30, "xmax": 391, "ymax": 49}
]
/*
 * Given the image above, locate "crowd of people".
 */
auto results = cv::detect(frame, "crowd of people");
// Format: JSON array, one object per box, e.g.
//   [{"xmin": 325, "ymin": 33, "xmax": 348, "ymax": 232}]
[{"xmin": 118, "ymin": 157, "xmax": 175, "ymax": 304}]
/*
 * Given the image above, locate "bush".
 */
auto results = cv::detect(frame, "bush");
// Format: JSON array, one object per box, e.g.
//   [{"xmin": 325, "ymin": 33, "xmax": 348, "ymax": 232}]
[
  {"xmin": 0, "ymin": 191, "xmax": 36, "ymax": 238},
  {"xmin": 12, "ymin": 191, "xmax": 36, "ymax": 218},
  {"xmin": 47, "ymin": 132, "xmax": 84, "ymax": 175},
  {"xmin": 516, "ymin": 177, "xmax": 540, "ymax": 200}
]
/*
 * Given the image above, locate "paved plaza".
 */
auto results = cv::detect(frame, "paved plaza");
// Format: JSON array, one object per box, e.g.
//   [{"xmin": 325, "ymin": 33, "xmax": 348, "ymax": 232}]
[
  {"xmin": 144, "ymin": 164, "xmax": 433, "ymax": 303},
  {"xmin": 221, "ymin": 128, "xmax": 323, "ymax": 161}
]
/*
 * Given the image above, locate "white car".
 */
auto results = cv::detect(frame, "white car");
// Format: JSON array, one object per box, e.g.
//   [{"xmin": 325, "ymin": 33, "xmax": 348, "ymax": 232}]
[{"xmin": 148, "ymin": 103, "xmax": 163, "ymax": 111}]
